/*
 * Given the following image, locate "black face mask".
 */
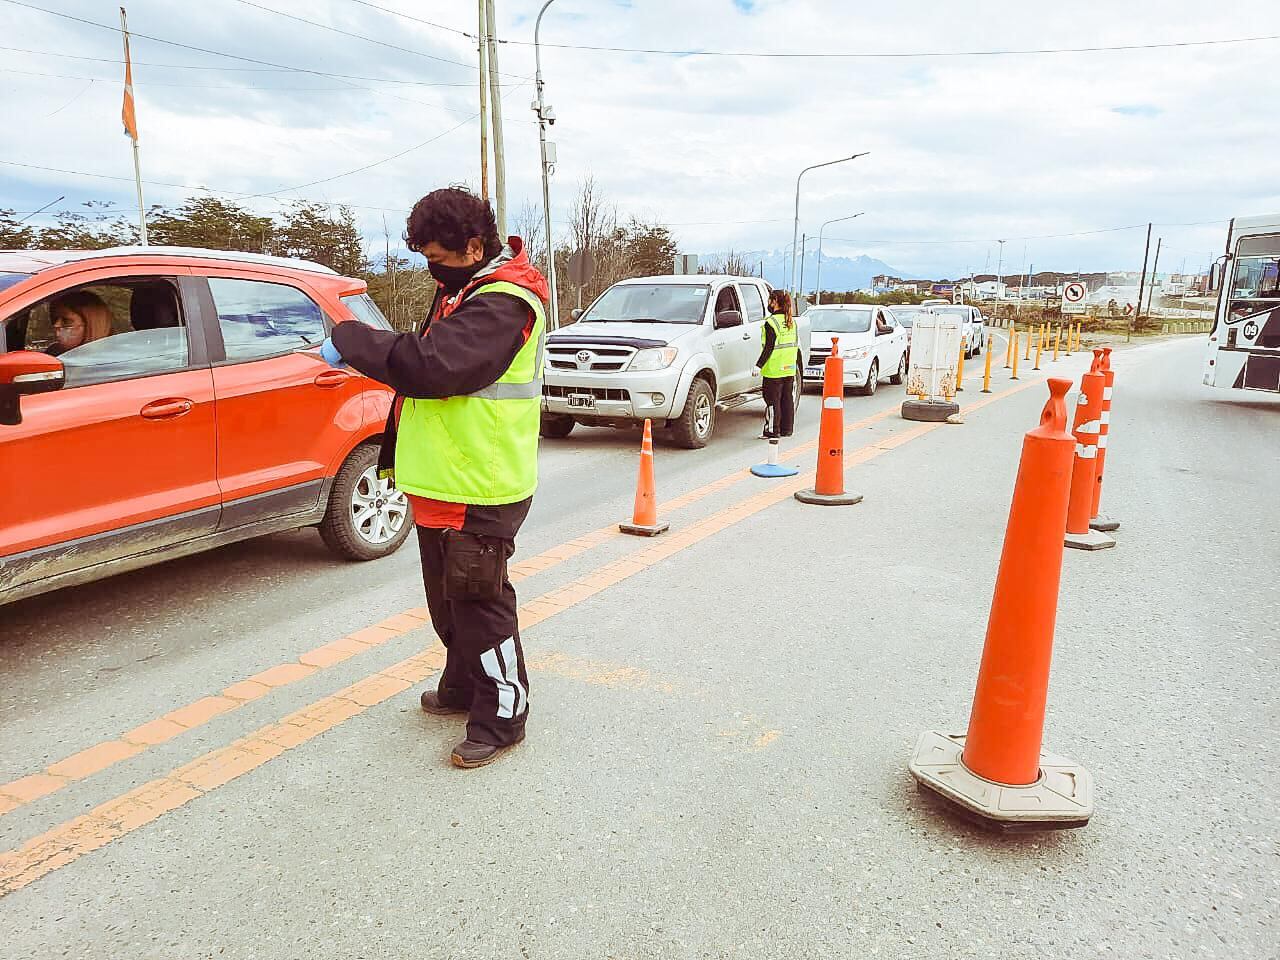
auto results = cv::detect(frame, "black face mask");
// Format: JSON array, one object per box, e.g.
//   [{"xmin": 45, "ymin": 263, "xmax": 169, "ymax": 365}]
[{"xmin": 428, "ymin": 259, "xmax": 482, "ymax": 294}]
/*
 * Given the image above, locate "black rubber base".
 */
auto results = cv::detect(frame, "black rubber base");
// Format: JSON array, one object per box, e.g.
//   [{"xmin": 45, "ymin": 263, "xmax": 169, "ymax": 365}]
[
  {"xmin": 793, "ymin": 489, "xmax": 864, "ymax": 506},
  {"xmin": 901, "ymin": 399, "xmax": 960, "ymax": 422},
  {"xmin": 619, "ymin": 521, "xmax": 670, "ymax": 537},
  {"xmin": 914, "ymin": 783, "xmax": 1091, "ymax": 834}
]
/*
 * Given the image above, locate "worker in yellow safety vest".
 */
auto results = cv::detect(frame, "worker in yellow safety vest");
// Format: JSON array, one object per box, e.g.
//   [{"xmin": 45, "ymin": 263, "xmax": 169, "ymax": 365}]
[
  {"xmin": 755, "ymin": 289, "xmax": 799, "ymax": 439},
  {"xmin": 322, "ymin": 186, "xmax": 549, "ymax": 769}
]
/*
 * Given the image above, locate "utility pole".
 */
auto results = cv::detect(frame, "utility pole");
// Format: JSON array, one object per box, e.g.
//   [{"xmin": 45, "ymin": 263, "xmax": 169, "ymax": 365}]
[
  {"xmin": 484, "ymin": 0, "xmax": 507, "ymax": 236},
  {"xmin": 995, "ymin": 239, "xmax": 1005, "ymax": 320},
  {"xmin": 1145, "ymin": 237, "xmax": 1162, "ymax": 317},
  {"xmin": 797, "ymin": 233, "xmax": 807, "ymax": 306},
  {"xmin": 1133, "ymin": 222, "xmax": 1152, "ymax": 342},
  {"xmin": 532, "ymin": 0, "xmax": 559, "ymax": 329},
  {"xmin": 477, "ymin": 0, "xmax": 489, "ymax": 203}
]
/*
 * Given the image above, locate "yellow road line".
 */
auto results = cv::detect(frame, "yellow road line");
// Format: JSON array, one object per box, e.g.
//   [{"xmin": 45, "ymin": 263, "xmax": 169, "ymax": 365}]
[{"xmin": 0, "ymin": 373, "xmax": 1047, "ymax": 897}]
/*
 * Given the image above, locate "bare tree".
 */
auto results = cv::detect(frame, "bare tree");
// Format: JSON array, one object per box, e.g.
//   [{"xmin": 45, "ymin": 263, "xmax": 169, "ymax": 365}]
[
  {"xmin": 512, "ymin": 200, "xmax": 547, "ymax": 273},
  {"xmin": 701, "ymin": 249, "xmax": 754, "ymax": 277}
]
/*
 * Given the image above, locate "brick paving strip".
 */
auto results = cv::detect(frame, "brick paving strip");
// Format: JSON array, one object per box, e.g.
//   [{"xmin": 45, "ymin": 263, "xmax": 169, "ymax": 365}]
[{"xmin": 0, "ymin": 405, "xmax": 905, "ymax": 820}]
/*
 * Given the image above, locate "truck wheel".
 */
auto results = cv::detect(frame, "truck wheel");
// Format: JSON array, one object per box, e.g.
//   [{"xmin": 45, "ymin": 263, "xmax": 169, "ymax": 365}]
[
  {"xmin": 856, "ymin": 360, "xmax": 879, "ymax": 396},
  {"xmin": 670, "ymin": 376, "xmax": 715, "ymax": 449},
  {"xmin": 319, "ymin": 443, "xmax": 413, "ymax": 561},
  {"xmin": 889, "ymin": 350, "xmax": 907, "ymax": 385},
  {"xmin": 539, "ymin": 412, "xmax": 575, "ymax": 439}
]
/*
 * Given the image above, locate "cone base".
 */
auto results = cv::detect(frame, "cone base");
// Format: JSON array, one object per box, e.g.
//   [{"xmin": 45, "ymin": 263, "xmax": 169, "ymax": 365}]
[
  {"xmin": 908, "ymin": 731, "xmax": 1093, "ymax": 831},
  {"xmin": 1065, "ymin": 528, "xmax": 1117, "ymax": 551},
  {"xmin": 750, "ymin": 462, "xmax": 799, "ymax": 478},
  {"xmin": 901, "ymin": 399, "xmax": 960, "ymax": 423},
  {"xmin": 619, "ymin": 520, "xmax": 669, "ymax": 537},
  {"xmin": 1089, "ymin": 514, "xmax": 1120, "ymax": 532},
  {"xmin": 794, "ymin": 488, "xmax": 863, "ymax": 506}
]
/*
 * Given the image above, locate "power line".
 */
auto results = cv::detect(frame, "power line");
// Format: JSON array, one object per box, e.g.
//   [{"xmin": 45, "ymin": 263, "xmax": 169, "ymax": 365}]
[
  {"xmin": 0, "ymin": 65, "xmax": 472, "ymax": 92},
  {"xmin": 0, "ymin": 43, "xmax": 473, "ymax": 84},
  {"xmin": 504, "ymin": 32, "xmax": 1280, "ymax": 59},
  {"xmin": 228, "ymin": 0, "xmax": 497, "ymax": 75},
  {"xmin": 343, "ymin": 0, "xmax": 474, "ymax": 39}
]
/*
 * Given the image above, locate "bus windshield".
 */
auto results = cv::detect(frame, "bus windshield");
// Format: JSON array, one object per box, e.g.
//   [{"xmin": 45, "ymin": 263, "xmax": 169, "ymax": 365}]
[{"xmin": 1228, "ymin": 236, "xmax": 1280, "ymax": 323}]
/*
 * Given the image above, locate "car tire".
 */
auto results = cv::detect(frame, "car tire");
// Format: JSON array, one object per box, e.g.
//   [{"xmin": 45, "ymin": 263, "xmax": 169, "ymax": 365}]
[
  {"xmin": 856, "ymin": 360, "xmax": 878, "ymax": 396},
  {"xmin": 319, "ymin": 443, "xmax": 413, "ymax": 561},
  {"xmin": 792, "ymin": 367, "xmax": 803, "ymax": 409},
  {"xmin": 539, "ymin": 412, "xmax": 575, "ymax": 439},
  {"xmin": 669, "ymin": 376, "xmax": 715, "ymax": 449},
  {"xmin": 889, "ymin": 350, "xmax": 907, "ymax": 385}
]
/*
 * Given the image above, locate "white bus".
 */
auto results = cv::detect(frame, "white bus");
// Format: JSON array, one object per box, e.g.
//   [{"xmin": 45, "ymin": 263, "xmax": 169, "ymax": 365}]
[{"xmin": 1203, "ymin": 214, "xmax": 1280, "ymax": 393}]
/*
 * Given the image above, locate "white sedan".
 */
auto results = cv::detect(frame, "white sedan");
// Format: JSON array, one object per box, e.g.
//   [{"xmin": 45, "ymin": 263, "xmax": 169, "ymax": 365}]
[{"xmin": 800, "ymin": 304, "xmax": 910, "ymax": 396}]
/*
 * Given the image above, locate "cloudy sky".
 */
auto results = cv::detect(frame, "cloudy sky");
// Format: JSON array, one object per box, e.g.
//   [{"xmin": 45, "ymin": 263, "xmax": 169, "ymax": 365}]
[{"xmin": 2, "ymin": 0, "xmax": 1278, "ymax": 279}]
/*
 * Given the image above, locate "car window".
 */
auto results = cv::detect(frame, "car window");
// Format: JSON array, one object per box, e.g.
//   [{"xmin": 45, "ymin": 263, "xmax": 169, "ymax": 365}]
[
  {"xmin": 714, "ymin": 285, "xmax": 743, "ymax": 317},
  {"xmin": 340, "ymin": 293, "xmax": 393, "ymax": 330},
  {"xmin": 11, "ymin": 279, "xmax": 190, "ymax": 388},
  {"xmin": 739, "ymin": 284, "xmax": 766, "ymax": 323},
  {"xmin": 209, "ymin": 278, "xmax": 328, "ymax": 362}
]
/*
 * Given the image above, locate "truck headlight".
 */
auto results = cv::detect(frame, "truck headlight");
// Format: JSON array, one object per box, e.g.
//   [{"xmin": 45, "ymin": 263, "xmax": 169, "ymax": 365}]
[{"xmin": 628, "ymin": 347, "xmax": 678, "ymax": 371}]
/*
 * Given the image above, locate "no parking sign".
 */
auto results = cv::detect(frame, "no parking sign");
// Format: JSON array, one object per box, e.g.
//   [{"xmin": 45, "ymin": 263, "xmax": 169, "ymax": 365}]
[{"xmin": 1062, "ymin": 280, "xmax": 1087, "ymax": 315}]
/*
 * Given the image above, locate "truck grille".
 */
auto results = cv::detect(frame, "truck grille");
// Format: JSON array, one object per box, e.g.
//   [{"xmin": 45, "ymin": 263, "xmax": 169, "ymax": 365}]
[
  {"xmin": 543, "ymin": 385, "xmax": 629, "ymax": 402},
  {"xmin": 546, "ymin": 342, "xmax": 637, "ymax": 372}
]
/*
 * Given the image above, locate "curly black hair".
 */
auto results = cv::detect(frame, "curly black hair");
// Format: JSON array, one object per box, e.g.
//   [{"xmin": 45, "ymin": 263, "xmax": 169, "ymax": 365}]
[{"xmin": 404, "ymin": 185, "xmax": 502, "ymax": 258}]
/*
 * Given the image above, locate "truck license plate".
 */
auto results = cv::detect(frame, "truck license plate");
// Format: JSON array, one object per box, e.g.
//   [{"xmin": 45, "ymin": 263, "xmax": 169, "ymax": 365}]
[{"xmin": 568, "ymin": 394, "xmax": 596, "ymax": 409}]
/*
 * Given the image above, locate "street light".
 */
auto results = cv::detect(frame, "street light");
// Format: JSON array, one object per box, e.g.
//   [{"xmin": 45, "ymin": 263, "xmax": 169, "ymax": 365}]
[
  {"xmin": 532, "ymin": 0, "xmax": 559, "ymax": 330},
  {"xmin": 814, "ymin": 211, "xmax": 864, "ymax": 306},
  {"xmin": 790, "ymin": 152, "xmax": 868, "ymax": 309}
]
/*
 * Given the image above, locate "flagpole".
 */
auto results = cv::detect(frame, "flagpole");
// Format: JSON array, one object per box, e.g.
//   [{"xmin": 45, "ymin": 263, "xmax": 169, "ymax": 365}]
[{"xmin": 119, "ymin": 7, "xmax": 148, "ymax": 245}]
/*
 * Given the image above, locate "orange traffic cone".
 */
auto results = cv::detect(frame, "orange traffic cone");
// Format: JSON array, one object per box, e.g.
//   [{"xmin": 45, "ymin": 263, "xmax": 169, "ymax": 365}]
[
  {"xmin": 1089, "ymin": 347, "xmax": 1119, "ymax": 532},
  {"xmin": 1064, "ymin": 352, "xmax": 1114, "ymax": 550},
  {"xmin": 909, "ymin": 378, "xmax": 1093, "ymax": 830},
  {"xmin": 619, "ymin": 419, "xmax": 669, "ymax": 536},
  {"xmin": 794, "ymin": 337, "xmax": 863, "ymax": 506}
]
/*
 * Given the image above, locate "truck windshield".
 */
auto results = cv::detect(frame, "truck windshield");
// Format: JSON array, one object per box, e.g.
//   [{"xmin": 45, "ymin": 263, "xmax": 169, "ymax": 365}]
[
  {"xmin": 807, "ymin": 307, "xmax": 871, "ymax": 333},
  {"xmin": 580, "ymin": 284, "xmax": 709, "ymax": 324}
]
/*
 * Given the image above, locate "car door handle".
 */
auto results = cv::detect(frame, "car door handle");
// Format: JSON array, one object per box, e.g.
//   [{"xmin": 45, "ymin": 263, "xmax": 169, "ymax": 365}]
[
  {"xmin": 313, "ymin": 370, "xmax": 352, "ymax": 388},
  {"xmin": 140, "ymin": 398, "xmax": 193, "ymax": 420},
  {"xmin": 741, "ymin": 332, "xmax": 752, "ymax": 340}
]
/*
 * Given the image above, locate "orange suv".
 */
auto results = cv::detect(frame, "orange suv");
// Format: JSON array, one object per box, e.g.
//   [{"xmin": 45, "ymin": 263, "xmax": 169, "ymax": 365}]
[{"xmin": 0, "ymin": 246, "xmax": 412, "ymax": 606}]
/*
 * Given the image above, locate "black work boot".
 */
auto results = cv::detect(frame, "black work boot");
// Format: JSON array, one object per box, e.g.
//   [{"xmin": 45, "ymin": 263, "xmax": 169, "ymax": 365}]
[
  {"xmin": 420, "ymin": 689, "xmax": 469, "ymax": 716},
  {"xmin": 450, "ymin": 731, "xmax": 525, "ymax": 768}
]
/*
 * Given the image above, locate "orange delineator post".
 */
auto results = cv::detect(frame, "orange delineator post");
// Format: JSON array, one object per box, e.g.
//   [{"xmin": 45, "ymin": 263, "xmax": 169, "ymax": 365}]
[
  {"xmin": 794, "ymin": 337, "xmax": 862, "ymax": 507},
  {"xmin": 1023, "ymin": 324, "xmax": 1034, "ymax": 360},
  {"xmin": 1064, "ymin": 353, "xmax": 1114, "ymax": 550},
  {"xmin": 981, "ymin": 338, "xmax": 994, "ymax": 393},
  {"xmin": 908, "ymin": 377, "xmax": 1093, "ymax": 829},
  {"xmin": 1033, "ymin": 326, "xmax": 1045, "ymax": 370},
  {"xmin": 1052, "ymin": 325, "xmax": 1062, "ymax": 361},
  {"xmin": 1089, "ymin": 347, "xmax": 1119, "ymax": 532},
  {"xmin": 1010, "ymin": 331, "xmax": 1021, "ymax": 380},
  {"xmin": 955, "ymin": 337, "xmax": 967, "ymax": 392},
  {"xmin": 619, "ymin": 418, "xmax": 669, "ymax": 536},
  {"xmin": 1004, "ymin": 324, "xmax": 1015, "ymax": 369},
  {"xmin": 1064, "ymin": 322, "xmax": 1075, "ymax": 356}
]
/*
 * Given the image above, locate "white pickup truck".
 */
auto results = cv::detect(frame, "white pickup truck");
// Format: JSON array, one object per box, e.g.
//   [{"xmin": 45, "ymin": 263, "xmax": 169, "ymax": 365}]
[{"xmin": 540, "ymin": 275, "xmax": 811, "ymax": 448}]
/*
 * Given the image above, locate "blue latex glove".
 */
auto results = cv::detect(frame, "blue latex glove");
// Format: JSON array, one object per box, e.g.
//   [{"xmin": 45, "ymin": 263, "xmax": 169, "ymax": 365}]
[{"xmin": 319, "ymin": 337, "xmax": 345, "ymax": 368}]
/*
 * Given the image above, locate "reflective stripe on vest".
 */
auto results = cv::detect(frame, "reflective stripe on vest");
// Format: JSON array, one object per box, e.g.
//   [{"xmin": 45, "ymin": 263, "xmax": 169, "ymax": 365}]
[
  {"xmin": 394, "ymin": 279, "xmax": 547, "ymax": 506},
  {"xmin": 762, "ymin": 313, "xmax": 798, "ymax": 378}
]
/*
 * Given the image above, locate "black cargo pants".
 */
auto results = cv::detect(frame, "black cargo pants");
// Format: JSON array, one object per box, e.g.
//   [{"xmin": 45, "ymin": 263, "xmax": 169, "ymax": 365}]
[
  {"xmin": 416, "ymin": 526, "xmax": 529, "ymax": 746},
  {"xmin": 762, "ymin": 375, "xmax": 795, "ymax": 438}
]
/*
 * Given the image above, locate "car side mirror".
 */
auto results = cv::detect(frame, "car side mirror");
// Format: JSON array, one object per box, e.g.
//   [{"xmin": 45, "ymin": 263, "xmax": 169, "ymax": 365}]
[
  {"xmin": 570, "ymin": 308, "xmax": 583, "ymax": 321},
  {"xmin": 0, "ymin": 350, "xmax": 65, "ymax": 426},
  {"xmin": 714, "ymin": 309, "xmax": 743, "ymax": 329}
]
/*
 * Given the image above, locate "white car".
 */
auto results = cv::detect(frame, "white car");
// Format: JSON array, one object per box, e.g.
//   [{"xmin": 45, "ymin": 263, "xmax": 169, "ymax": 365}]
[
  {"xmin": 801, "ymin": 304, "xmax": 909, "ymax": 396},
  {"xmin": 927, "ymin": 304, "xmax": 987, "ymax": 357}
]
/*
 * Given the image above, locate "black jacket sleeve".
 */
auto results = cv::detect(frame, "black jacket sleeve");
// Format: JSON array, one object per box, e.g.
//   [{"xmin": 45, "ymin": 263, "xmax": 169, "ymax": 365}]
[
  {"xmin": 755, "ymin": 323, "xmax": 776, "ymax": 370},
  {"xmin": 330, "ymin": 291, "xmax": 534, "ymax": 399}
]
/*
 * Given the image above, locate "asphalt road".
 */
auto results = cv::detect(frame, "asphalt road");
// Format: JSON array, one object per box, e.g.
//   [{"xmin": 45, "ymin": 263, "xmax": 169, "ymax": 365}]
[{"xmin": 2, "ymin": 333, "xmax": 1276, "ymax": 959}]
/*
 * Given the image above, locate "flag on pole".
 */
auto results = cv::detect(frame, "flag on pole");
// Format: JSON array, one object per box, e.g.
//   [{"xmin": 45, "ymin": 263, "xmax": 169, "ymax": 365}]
[{"xmin": 121, "ymin": 7, "xmax": 138, "ymax": 141}]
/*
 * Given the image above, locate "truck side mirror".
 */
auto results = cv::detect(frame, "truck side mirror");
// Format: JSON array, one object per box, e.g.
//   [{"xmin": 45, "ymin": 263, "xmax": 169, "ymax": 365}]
[
  {"xmin": 570, "ymin": 308, "xmax": 583, "ymax": 322},
  {"xmin": 714, "ymin": 310, "xmax": 743, "ymax": 329}
]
